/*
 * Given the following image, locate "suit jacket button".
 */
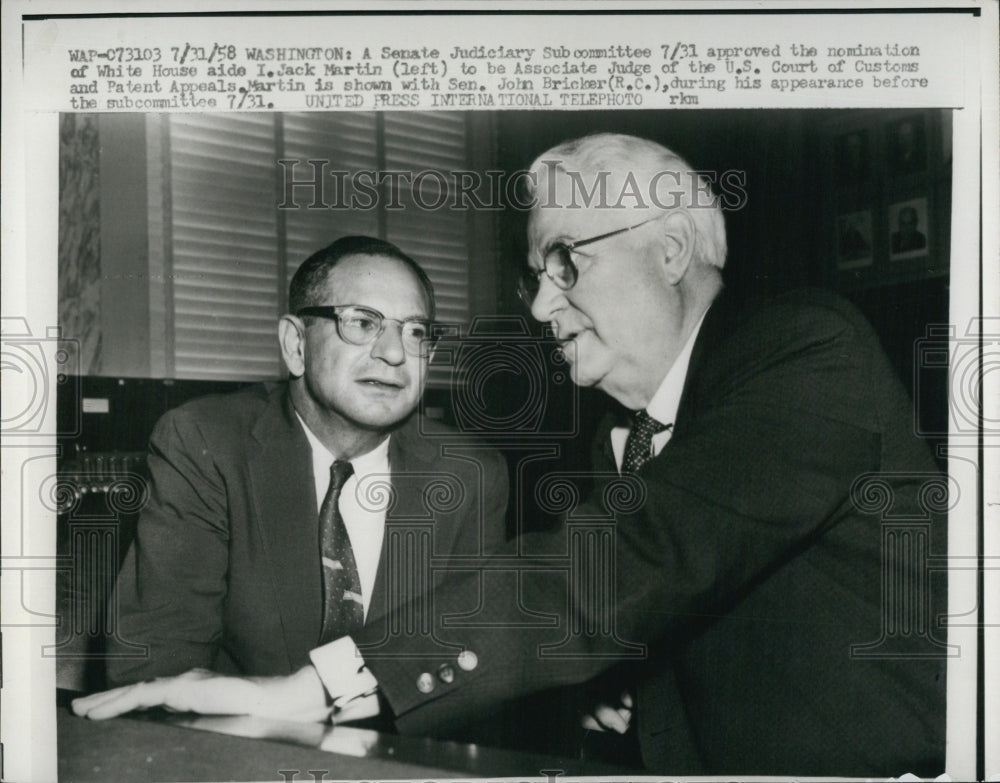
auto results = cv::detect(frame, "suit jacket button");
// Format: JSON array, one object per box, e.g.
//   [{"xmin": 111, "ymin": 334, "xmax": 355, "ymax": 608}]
[
  {"xmin": 456, "ymin": 650, "xmax": 478, "ymax": 671},
  {"xmin": 417, "ymin": 673, "xmax": 435, "ymax": 693},
  {"xmin": 437, "ymin": 664, "xmax": 455, "ymax": 684}
]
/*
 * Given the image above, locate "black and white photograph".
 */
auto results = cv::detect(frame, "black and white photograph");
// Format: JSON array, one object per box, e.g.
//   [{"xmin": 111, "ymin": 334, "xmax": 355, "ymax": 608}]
[
  {"xmin": 836, "ymin": 208, "xmax": 874, "ymax": 268},
  {"xmin": 2, "ymin": 5, "xmax": 997, "ymax": 783},
  {"xmin": 887, "ymin": 114, "xmax": 928, "ymax": 177},
  {"xmin": 45, "ymin": 106, "xmax": 965, "ymax": 778},
  {"xmin": 889, "ymin": 196, "xmax": 931, "ymax": 260}
]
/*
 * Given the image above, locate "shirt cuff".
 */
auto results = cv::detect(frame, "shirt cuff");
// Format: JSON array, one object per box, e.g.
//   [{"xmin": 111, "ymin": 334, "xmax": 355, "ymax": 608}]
[{"xmin": 309, "ymin": 636, "xmax": 378, "ymax": 704}]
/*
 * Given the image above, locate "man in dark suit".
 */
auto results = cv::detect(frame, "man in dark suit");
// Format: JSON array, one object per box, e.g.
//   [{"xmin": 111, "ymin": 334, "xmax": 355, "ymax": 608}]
[
  {"xmin": 86, "ymin": 235, "xmax": 507, "ymax": 720},
  {"xmin": 340, "ymin": 134, "xmax": 947, "ymax": 776},
  {"xmin": 75, "ymin": 137, "xmax": 946, "ymax": 777}
]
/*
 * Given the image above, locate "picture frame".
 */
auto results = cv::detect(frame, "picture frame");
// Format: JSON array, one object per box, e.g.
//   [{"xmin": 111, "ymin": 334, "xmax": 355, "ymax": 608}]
[
  {"xmin": 889, "ymin": 197, "xmax": 931, "ymax": 261},
  {"xmin": 836, "ymin": 130, "xmax": 870, "ymax": 186},
  {"xmin": 823, "ymin": 109, "xmax": 947, "ymax": 289},
  {"xmin": 887, "ymin": 114, "xmax": 928, "ymax": 176},
  {"xmin": 836, "ymin": 209, "xmax": 874, "ymax": 269}
]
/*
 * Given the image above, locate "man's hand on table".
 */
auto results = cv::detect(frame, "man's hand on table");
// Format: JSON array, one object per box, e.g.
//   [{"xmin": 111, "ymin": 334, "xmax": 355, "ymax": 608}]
[{"xmin": 71, "ymin": 665, "xmax": 333, "ymax": 723}]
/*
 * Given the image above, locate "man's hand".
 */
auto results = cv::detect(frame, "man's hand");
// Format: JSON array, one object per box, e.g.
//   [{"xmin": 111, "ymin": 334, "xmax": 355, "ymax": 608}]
[
  {"xmin": 71, "ymin": 666, "xmax": 332, "ymax": 723},
  {"xmin": 331, "ymin": 690, "xmax": 379, "ymax": 724},
  {"xmin": 581, "ymin": 690, "xmax": 633, "ymax": 734}
]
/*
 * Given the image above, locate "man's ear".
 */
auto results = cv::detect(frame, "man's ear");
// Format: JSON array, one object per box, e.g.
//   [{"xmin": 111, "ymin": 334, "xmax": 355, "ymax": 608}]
[
  {"xmin": 278, "ymin": 315, "xmax": 306, "ymax": 378},
  {"xmin": 660, "ymin": 210, "xmax": 697, "ymax": 286}
]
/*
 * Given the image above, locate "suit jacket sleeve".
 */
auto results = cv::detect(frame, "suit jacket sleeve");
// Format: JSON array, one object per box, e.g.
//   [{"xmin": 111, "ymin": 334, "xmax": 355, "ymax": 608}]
[
  {"xmin": 312, "ymin": 433, "xmax": 509, "ymax": 699},
  {"xmin": 355, "ymin": 298, "xmax": 894, "ymax": 732},
  {"xmin": 106, "ymin": 406, "xmax": 230, "ymax": 686}
]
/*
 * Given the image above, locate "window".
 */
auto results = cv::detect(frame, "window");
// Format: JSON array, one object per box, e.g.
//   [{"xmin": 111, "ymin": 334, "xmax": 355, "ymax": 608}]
[{"xmin": 147, "ymin": 112, "xmax": 496, "ymax": 383}]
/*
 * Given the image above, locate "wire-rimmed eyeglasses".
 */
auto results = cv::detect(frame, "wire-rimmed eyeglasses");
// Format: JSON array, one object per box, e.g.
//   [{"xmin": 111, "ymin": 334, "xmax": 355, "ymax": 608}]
[
  {"xmin": 517, "ymin": 214, "xmax": 665, "ymax": 306},
  {"xmin": 296, "ymin": 304, "xmax": 437, "ymax": 358}
]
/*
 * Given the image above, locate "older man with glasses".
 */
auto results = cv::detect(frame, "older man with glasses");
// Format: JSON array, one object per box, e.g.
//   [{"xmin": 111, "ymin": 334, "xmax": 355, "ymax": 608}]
[
  {"xmin": 76, "ymin": 137, "xmax": 946, "ymax": 779},
  {"xmin": 504, "ymin": 136, "xmax": 945, "ymax": 776}
]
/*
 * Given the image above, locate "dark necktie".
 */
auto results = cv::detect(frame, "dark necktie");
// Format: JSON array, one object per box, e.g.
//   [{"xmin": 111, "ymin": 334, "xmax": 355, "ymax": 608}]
[
  {"xmin": 622, "ymin": 410, "xmax": 671, "ymax": 474},
  {"xmin": 318, "ymin": 460, "xmax": 363, "ymax": 644}
]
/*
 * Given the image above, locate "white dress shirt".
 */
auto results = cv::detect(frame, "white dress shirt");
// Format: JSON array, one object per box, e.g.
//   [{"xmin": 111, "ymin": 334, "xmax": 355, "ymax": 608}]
[
  {"xmin": 610, "ymin": 308, "xmax": 709, "ymax": 471},
  {"xmin": 297, "ymin": 414, "xmax": 384, "ymax": 710},
  {"xmin": 296, "ymin": 414, "xmax": 390, "ymax": 621}
]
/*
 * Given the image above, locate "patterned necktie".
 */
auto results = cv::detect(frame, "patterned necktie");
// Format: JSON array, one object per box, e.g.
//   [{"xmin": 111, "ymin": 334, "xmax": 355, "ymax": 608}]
[
  {"xmin": 622, "ymin": 410, "xmax": 671, "ymax": 474},
  {"xmin": 318, "ymin": 459, "xmax": 364, "ymax": 644}
]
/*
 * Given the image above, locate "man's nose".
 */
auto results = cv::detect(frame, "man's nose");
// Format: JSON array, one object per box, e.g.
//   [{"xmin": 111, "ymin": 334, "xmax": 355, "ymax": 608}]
[
  {"xmin": 530, "ymin": 275, "xmax": 565, "ymax": 324},
  {"xmin": 370, "ymin": 322, "xmax": 406, "ymax": 365}
]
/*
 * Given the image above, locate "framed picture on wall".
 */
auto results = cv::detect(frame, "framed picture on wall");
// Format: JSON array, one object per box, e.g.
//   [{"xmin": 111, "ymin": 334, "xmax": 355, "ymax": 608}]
[
  {"xmin": 822, "ymin": 109, "xmax": 947, "ymax": 289},
  {"xmin": 836, "ymin": 209, "xmax": 874, "ymax": 269},
  {"xmin": 887, "ymin": 115, "xmax": 927, "ymax": 176},
  {"xmin": 889, "ymin": 197, "xmax": 930, "ymax": 260},
  {"xmin": 836, "ymin": 130, "xmax": 870, "ymax": 185}
]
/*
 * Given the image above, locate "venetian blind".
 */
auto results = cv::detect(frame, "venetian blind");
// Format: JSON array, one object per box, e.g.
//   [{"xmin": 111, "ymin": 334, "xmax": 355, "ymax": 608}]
[
  {"xmin": 150, "ymin": 112, "xmax": 492, "ymax": 384},
  {"xmin": 167, "ymin": 114, "xmax": 280, "ymax": 380}
]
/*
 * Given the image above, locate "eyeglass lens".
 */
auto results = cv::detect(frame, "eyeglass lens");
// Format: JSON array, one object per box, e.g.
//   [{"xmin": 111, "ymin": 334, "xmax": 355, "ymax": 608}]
[
  {"xmin": 519, "ymin": 245, "xmax": 577, "ymax": 304},
  {"xmin": 333, "ymin": 308, "xmax": 432, "ymax": 357}
]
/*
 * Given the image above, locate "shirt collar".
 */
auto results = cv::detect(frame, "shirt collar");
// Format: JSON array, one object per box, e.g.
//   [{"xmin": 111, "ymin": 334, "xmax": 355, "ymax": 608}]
[
  {"xmin": 295, "ymin": 411, "xmax": 391, "ymax": 476},
  {"xmin": 643, "ymin": 306, "xmax": 710, "ymax": 426}
]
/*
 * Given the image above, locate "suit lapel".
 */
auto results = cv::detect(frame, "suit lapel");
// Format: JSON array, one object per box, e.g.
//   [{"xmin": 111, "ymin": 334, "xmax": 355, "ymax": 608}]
[
  {"xmin": 248, "ymin": 386, "xmax": 322, "ymax": 666},
  {"xmin": 593, "ymin": 411, "xmax": 621, "ymax": 472},
  {"xmin": 367, "ymin": 417, "xmax": 440, "ymax": 625},
  {"xmin": 247, "ymin": 405, "xmax": 466, "ymax": 644},
  {"xmin": 673, "ymin": 291, "xmax": 732, "ymax": 437}
]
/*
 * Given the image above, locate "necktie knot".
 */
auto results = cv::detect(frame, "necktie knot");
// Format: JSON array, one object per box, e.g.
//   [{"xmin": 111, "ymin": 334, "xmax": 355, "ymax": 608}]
[
  {"xmin": 622, "ymin": 410, "xmax": 671, "ymax": 474},
  {"xmin": 329, "ymin": 459, "xmax": 354, "ymax": 493},
  {"xmin": 633, "ymin": 409, "xmax": 669, "ymax": 435}
]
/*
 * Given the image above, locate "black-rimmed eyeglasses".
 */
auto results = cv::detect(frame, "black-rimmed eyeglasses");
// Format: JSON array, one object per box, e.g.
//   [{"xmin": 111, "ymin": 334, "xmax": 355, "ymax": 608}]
[
  {"xmin": 296, "ymin": 304, "xmax": 437, "ymax": 358},
  {"xmin": 517, "ymin": 215, "xmax": 664, "ymax": 306}
]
